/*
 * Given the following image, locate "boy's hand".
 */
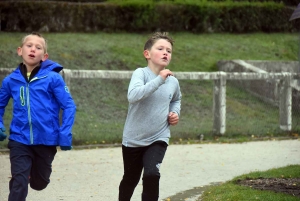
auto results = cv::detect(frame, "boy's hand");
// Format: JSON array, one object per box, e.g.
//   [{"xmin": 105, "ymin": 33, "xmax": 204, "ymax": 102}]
[
  {"xmin": 168, "ymin": 112, "xmax": 179, "ymax": 125},
  {"xmin": 159, "ymin": 69, "xmax": 173, "ymax": 80},
  {"xmin": 60, "ymin": 146, "xmax": 73, "ymax": 151},
  {"xmin": 0, "ymin": 127, "xmax": 7, "ymax": 141}
]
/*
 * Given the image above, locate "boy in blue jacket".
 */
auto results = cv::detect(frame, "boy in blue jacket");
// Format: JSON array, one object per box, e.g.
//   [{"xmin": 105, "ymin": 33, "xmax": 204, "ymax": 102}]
[{"xmin": 0, "ymin": 32, "xmax": 76, "ymax": 201}]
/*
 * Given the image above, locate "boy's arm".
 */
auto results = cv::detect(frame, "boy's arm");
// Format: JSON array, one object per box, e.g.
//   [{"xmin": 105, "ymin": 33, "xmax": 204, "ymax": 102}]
[
  {"xmin": 169, "ymin": 82, "xmax": 182, "ymax": 116},
  {"xmin": 0, "ymin": 79, "xmax": 11, "ymax": 129},
  {"xmin": 127, "ymin": 68, "xmax": 164, "ymax": 103},
  {"xmin": 0, "ymin": 79, "xmax": 11, "ymax": 141},
  {"xmin": 168, "ymin": 82, "xmax": 181, "ymax": 125},
  {"xmin": 52, "ymin": 74, "xmax": 76, "ymax": 147}
]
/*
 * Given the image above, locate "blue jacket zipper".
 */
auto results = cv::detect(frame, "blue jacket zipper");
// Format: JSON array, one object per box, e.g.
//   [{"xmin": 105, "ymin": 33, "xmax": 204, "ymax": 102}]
[{"xmin": 27, "ymin": 76, "xmax": 45, "ymax": 144}]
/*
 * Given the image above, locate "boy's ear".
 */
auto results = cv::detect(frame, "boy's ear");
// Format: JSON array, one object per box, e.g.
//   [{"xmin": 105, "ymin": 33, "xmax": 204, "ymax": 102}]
[
  {"xmin": 143, "ymin": 50, "xmax": 150, "ymax": 60},
  {"xmin": 17, "ymin": 47, "xmax": 22, "ymax": 56},
  {"xmin": 42, "ymin": 53, "xmax": 49, "ymax": 61}
]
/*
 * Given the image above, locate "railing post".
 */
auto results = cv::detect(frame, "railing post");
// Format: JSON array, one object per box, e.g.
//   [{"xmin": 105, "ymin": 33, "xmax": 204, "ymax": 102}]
[
  {"xmin": 279, "ymin": 74, "xmax": 292, "ymax": 131},
  {"xmin": 213, "ymin": 72, "xmax": 226, "ymax": 135},
  {"xmin": 61, "ymin": 69, "xmax": 72, "ymax": 92}
]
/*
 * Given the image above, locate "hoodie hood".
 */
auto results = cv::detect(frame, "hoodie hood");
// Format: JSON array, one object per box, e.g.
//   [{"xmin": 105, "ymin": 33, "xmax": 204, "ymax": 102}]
[
  {"xmin": 40, "ymin": 59, "xmax": 63, "ymax": 73},
  {"xmin": 11, "ymin": 59, "xmax": 64, "ymax": 82}
]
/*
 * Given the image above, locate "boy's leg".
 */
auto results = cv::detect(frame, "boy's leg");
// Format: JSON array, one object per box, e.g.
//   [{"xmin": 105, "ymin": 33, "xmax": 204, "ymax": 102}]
[
  {"xmin": 8, "ymin": 140, "xmax": 34, "ymax": 201},
  {"xmin": 119, "ymin": 145, "xmax": 144, "ymax": 201},
  {"xmin": 142, "ymin": 141, "xmax": 167, "ymax": 201},
  {"xmin": 30, "ymin": 145, "xmax": 57, "ymax": 190}
]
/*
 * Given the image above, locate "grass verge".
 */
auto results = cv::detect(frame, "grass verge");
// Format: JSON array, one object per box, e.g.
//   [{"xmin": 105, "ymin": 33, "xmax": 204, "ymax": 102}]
[{"xmin": 199, "ymin": 164, "xmax": 300, "ymax": 201}]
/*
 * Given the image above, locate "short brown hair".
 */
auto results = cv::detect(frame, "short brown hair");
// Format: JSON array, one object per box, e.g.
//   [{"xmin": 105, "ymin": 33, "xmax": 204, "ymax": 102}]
[{"xmin": 144, "ymin": 32, "xmax": 174, "ymax": 51}]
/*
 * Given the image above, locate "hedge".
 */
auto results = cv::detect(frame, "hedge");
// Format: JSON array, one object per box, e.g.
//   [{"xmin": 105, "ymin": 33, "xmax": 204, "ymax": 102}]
[{"xmin": 0, "ymin": 1, "xmax": 297, "ymax": 33}]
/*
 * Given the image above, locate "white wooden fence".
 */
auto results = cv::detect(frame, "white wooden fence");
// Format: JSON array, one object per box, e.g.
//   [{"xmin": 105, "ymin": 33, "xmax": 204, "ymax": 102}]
[{"xmin": 1, "ymin": 68, "xmax": 300, "ymax": 135}]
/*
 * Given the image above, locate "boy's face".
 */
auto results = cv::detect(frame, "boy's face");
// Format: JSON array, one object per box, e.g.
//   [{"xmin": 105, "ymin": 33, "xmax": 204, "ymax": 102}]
[
  {"xmin": 143, "ymin": 39, "xmax": 172, "ymax": 69},
  {"xmin": 17, "ymin": 35, "xmax": 48, "ymax": 68}
]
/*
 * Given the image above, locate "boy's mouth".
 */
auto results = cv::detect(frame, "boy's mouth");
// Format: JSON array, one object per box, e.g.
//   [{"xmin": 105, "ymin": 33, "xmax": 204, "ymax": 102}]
[
  {"xmin": 29, "ymin": 54, "xmax": 35, "ymax": 58},
  {"xmin": 162, "ymin": 57, "xmax": 168, "ymax": 61}
]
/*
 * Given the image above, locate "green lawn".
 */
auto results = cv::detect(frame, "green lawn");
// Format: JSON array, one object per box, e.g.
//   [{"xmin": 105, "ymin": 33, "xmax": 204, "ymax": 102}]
[
  {"xmin": 0, "ymin": 32, "xmax": 297, "ymax": 72},
  {"xmin": 199, "ymin": 164, "xmax": 300, "ymax": 201}
]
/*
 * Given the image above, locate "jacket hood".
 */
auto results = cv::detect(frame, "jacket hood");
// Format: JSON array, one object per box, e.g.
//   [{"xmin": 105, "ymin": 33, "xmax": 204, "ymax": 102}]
[{"xmin": 41, "ymin": 59, "xmax": 63, "ymax": 73}]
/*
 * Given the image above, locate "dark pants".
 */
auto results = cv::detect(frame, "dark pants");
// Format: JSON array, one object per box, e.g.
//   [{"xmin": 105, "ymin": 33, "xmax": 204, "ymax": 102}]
[
  {"xmin": 8, "ymin": 140, "xmax": 57, "ymax": 201},
  {"xmin": 119, "ymin": 141, "xmax": 168, "ymax": 201}
]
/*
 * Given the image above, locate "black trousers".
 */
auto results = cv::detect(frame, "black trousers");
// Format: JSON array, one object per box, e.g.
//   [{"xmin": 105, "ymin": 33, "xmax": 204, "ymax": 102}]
[
  {"xmin": 8, "ymin": 140, "xmax": 57, "ymax": 201},
  {"xmin": 119, "ymin": 141, "xmax": 168, "ymax": 201}
]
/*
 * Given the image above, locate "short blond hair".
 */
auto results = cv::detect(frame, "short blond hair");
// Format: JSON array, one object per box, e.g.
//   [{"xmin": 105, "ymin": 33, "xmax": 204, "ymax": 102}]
[{"xmin": 21, "ymin": 32, "xmax": 48, "ymax": 53}]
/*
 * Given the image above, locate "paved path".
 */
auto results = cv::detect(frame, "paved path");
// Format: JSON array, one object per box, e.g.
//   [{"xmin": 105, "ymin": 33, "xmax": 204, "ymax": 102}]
[{"xmin": 1, "ymin": 139, "xmax": 300, "ymax": 201}]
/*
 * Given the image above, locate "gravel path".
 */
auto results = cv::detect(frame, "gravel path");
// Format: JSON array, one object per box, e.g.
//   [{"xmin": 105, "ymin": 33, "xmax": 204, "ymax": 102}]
[{"xmin": 0, "ymin": 139, "xmax": 299, "ymax": 201}]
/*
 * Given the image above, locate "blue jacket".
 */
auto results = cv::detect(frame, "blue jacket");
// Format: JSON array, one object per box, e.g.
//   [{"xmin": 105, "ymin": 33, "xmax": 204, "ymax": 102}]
[{"xmin": 0, "ymin": 60, "xmax": 76, "ymax": 146}]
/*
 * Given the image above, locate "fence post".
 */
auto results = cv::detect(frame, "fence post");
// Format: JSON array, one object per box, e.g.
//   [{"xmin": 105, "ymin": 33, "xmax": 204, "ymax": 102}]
[
  {"xmin": 61, "ymin": 69, "xmax": 72, "ymax": 92},
  {"xmin": 213, "ymin": 72, "xmax": 226, "ymax": 135},
  {"xmin": 279, "ymin": 74, "xmax": 292, "ymax": 131}
]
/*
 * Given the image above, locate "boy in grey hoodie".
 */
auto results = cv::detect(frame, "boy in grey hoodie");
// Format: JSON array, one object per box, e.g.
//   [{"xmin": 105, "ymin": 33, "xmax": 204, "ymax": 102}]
[{"xmin": 119, "ymin": 32, "xmax": 181, "ymax": 201}]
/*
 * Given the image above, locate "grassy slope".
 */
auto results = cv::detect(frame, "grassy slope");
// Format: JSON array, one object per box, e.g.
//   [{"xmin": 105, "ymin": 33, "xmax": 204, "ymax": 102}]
[
  {"xmin": 0, "ymin": 32, "xmax": 297, "ymax": 71},
  {"xmin": 0, "ymin": 32, "xmax": 299, "ymax": 148}
]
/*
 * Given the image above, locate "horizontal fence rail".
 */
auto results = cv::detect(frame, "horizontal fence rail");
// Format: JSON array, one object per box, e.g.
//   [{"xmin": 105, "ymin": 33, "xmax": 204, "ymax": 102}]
[
  {"xmin": 1, "ymin": 68, "xmax": 300, "ymax": 80},
  {"xmin": 0, "ymin": 68, "xmax": 299, "ymax": 135},
  {"xmin": 174, "ymin": 72, "xmax": 300, "ymax": 80},
  {"xmin": 61, "ymin": 69, "xmax": 300, "ymax": 80}
]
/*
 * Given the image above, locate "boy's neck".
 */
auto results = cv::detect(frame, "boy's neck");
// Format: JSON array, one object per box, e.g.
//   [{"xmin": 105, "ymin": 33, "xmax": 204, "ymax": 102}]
[
  {"xmin": 148, "ymin": 64, "xmax": 165, "ymax": 75},
  {"xmin": 24, "ymin": 63, "xmax": 40, "ymax": 73},
  {"xmin": 26, "ymin": 66, "xmax": 37, "ymax": 73}
]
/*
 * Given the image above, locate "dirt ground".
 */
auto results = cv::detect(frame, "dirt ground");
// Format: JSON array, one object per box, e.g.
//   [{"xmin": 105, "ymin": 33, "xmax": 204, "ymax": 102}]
[{"xmin": 237, "ymin": 178, "xmax": 300, "ymax": 198}]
